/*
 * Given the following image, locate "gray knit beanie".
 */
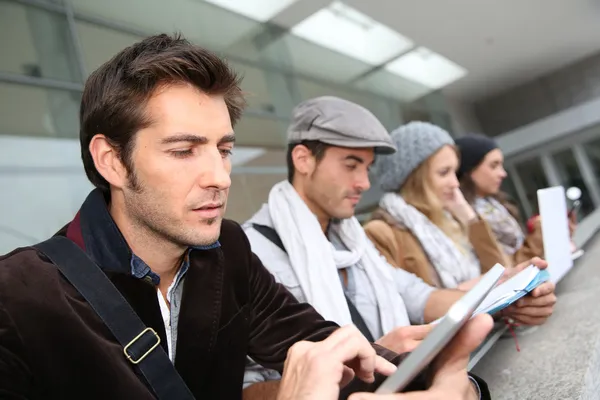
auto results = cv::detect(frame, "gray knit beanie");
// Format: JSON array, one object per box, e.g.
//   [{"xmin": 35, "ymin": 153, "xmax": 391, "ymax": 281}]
[{"xmin": 375, "ymin": 121, "xmax": 455, "ymax": 192}]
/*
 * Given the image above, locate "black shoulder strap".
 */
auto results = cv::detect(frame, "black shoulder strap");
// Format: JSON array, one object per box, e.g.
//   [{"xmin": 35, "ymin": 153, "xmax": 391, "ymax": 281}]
[
  {"xmin": 34, "ymin": 236, "xmax": 195, "ymax": 400},
  {"xmin": 251, "ymin": 223, "xmax": 375, "ymax": 342}
]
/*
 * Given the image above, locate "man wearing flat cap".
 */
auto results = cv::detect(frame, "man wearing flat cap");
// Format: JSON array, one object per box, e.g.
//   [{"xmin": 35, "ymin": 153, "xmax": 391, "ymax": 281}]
[{"xmin": 242, "ymin": 96, "xmax": 492, "ymax": 399}]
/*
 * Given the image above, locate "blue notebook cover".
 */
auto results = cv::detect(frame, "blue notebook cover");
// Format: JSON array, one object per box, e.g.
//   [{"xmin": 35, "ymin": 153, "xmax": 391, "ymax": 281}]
[{"xmin": 485, "ymin": 269, "xmax": 551, "ymax": 315}]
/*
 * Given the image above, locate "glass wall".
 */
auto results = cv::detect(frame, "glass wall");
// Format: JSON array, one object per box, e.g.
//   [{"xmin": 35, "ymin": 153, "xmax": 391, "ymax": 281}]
[
  {"xmin": 582, "ymin": 137, "xmax": 600, "ymax": 192},
  {"xmin": 503, "ymin": 123, "xmax": 600, "ymax": 225},
  {"xmin": 513, "ymin": 158, "xmax": 548, "ymax": 215},
  {"xmin": 552, "ymin": 148, "xmax": 595, "ymax": 218},
  {"xmin": 0, "ymin": 0, "xmax": 453, "ymax": 252},
  {"xmin": 500, "ymin": 174, "xmax": 528, "ymax": 223}
]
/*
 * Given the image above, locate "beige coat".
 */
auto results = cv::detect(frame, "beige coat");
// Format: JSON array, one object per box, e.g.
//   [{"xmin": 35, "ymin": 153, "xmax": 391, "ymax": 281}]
[{"xmin": 364, "ymin": 208, "xmax": 510, "ymax": 288}]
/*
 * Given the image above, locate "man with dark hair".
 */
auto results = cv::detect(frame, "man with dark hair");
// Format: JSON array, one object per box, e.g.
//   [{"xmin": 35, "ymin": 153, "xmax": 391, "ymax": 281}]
[
  {"xmin": 0, "ymin": 34, "xmax": 429, "ymax": 399},
  {"xmin": 0, "ymin": 33, "xmax": 496, "ymax": 400}
]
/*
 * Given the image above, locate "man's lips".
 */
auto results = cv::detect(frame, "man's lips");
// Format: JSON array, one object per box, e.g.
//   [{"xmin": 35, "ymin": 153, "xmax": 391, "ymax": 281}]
[
  {"xmin": 194, "ymin": 203, "xmax": 223, "ymax": 210},
  {"xmin": 347, "ymin": 196, "xmax": 361, "ymax": 204},
  {"xmin": 192, "ymin": 203, "xmax": 224, "ymax": 218}
]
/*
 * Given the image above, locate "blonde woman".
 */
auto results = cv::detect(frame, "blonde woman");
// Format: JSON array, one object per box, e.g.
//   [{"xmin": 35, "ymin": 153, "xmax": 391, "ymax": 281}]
[{"xmin": 364, "ymin": 122, "xmax": 507, "ymax": 289}]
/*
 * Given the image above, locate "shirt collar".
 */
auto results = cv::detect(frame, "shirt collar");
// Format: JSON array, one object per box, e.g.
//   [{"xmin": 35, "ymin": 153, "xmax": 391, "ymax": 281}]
[
  {"xmin": 130, "ymin": 244, "xmax": 220, "ymax": 285},
  {"xmin": 72, "ymin": 189, "xmax": 221, "ymax": 278}
]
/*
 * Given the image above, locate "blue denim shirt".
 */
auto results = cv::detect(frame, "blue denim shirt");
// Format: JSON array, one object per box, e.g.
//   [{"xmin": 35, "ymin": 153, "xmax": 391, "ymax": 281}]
[{"xmin": 130, "ymin": 241, "xmax": 220, "ymax": 361}]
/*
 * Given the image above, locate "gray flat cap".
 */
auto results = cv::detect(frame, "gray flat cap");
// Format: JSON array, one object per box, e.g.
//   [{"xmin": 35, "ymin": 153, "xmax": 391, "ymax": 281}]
[
  {"xmin": 375, "ymin": 121, "xmax": 455, "ymax": 192},
  {"xmin": 287, "ymin": 96, "xmax": 396, "ymax": 154}
]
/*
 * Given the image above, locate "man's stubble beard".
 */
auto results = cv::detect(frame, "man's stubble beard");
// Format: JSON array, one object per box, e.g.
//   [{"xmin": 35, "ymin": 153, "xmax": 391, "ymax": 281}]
[
  {"xmin": 306, "ymin": 172, "xmax": 353, "ymax": 221},
  {"xmin": 123, "ymin": 176, "xmax": 222, "ymax": 248}
]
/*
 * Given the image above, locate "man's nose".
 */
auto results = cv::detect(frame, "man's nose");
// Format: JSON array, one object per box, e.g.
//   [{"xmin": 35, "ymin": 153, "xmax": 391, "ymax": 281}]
[
  {"xmin": 198, "ymin": 150, "xmax": 231, "ymax": 190},
  {"xmin": 356, "ymin": 170, "xmax": 371, "ymax": 192}
]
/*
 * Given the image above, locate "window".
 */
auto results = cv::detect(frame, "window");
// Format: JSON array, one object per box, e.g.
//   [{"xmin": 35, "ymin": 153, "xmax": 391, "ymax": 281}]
[
  {"xmin": 0, "ymin": 82, "xmax": 80, "ymax": 139},
  {"xmin": 552, "ymin": 148, "xmax": 594, "ymax": 218},
  {"xmin": 76, "ymin": 21, "xmax": 143, "ymax": 76},
  {"xmin": 514, "ymin": 158, "xmax": 548, "ymax": 216},
  {"xmin": 0, "ymin": 1, "xmax": 82, "ymax": 82}
]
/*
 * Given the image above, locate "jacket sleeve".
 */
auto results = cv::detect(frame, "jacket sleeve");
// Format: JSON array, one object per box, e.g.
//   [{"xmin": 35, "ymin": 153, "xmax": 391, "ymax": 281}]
[
  {"xmin": 244, "ymin": 250, "xmax": 437, "ymax": 395},
  {"xmin": 468, "ymin": 217, "xmax": 510, "ymax": 272},
  {"xmin": 364, "ymin": 221, "xmax": 400, "ymax": 267},
  {"xmin": 0, "ymin": 301, "xmax": 32, "ymax": 399},
  {"xmin": 514, "ymin": 219, "xmax": 544, "ymax": 265},
  {"xmin": 246, "ymin": 251, "xmax": 339, "ymax": 371},
  {"xmin": 364, "ymin": 221, "xmax": 436, "ymax": 287}
]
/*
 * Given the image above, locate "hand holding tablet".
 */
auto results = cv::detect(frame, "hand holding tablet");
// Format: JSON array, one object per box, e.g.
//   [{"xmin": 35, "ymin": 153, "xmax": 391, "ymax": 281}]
[{"xmin": 375, "ymin": 264, "xmax": 505, "ymax": 394}]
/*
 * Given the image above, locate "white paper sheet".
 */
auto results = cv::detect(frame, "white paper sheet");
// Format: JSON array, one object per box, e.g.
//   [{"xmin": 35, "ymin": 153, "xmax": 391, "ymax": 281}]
[{"xmin": 537, "ymin": 186, "xmax": 574, "ymax": 283}]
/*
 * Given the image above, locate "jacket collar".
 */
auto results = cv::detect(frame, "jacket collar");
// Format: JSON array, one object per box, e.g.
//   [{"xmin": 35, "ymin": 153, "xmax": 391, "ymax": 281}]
[{"xmin": 66, "ymin": 189, "xmax": 219, "ymax": 275}]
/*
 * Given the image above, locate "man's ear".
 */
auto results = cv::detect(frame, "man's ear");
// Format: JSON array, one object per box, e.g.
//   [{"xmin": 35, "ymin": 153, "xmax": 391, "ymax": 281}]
[
  {"xmin": 89, "ymin": 134, "xmax": 128, "ymax": 189},
  {"xmin": 291, "ymin": 145, "xmax": 316, "ymax": 177}
]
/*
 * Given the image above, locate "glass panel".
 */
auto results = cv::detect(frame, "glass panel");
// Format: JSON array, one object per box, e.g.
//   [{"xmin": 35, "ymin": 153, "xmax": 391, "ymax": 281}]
[
  {"xmin": 514, "ymin": 157, "xmax": 548, "ymax": 215},
  {"xmin": 70, "ymin": 0, "xmax": 263, "ymax": 55},
  {"xmin": 0, "ymin": 82, "xmax": 80, "ymax": 139},
  {"xmin": 296, "ymin": 77, "xmax": 402, "ymax": 130},
  {"xmin": 552, "ymin": 148, "xmax": 595, "ymax": 218},
  {"xmin": 229, "ymin": 61, "xmax": 277, "ymax": 114},
  {"xmin": 0, "ymin": 1, "xmax": 82, "ymax": 82},
  {"xmin": 582, "ymin": 136, "xmax": 600, "ymax": 192},
  {"xmin": 75, "ymin": 21, "xmax": 144, "ymax": 76},
  {"xmin": 501, "ymin": 174, "xmax": 528, "ymax": 224},
  {"xmin": 259, "ymin": 33, "xmax": 373, "ymax": 83},
  {"xmin": 227, "ymin": 172, "xmax": 286, "ymax": 223},
  {"xmin": 354, "ymin": 68, "xmax": 433, "ymax": 103},
  {"xmin": 234, "ymin": 114, "xmax": 287, "ymax": 147}
]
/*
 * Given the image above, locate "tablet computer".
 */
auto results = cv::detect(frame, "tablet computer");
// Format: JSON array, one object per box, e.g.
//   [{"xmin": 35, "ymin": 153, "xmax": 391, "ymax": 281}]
[{"xmin": 375, "ymin": 263, "xmax": 505, "ymax": 394}]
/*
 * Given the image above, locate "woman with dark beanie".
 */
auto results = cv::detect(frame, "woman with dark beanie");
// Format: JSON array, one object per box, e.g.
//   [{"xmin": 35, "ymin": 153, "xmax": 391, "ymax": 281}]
[{"xmin": 455, "ymin": 134, "xmax": 573, "ymax": 266}]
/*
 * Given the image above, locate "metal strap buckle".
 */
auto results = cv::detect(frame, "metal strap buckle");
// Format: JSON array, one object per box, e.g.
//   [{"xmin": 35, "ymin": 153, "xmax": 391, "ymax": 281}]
[{"xmin": 123, "ymin": 327, "xmax": 161, "ymax": 365}]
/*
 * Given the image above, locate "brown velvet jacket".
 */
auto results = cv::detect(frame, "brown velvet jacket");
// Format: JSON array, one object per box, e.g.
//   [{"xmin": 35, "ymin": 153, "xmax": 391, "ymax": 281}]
[
  {"xmin": 0, "ymin": 190, "xmax": 451, "ymax": 399},
  {"xmin": 364, "ymin": 208, "xmax": 509, "ymax": 288}
]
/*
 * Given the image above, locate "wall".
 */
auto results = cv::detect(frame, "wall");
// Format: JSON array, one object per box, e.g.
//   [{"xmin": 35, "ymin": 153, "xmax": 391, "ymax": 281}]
[
  {"xmin": 474, "ymin": 50, "xmax": 600, "ymax": 136},
  {"xmin": 0, "ymin": 136, "xmax": 91, "ymax": 254},
  {"xmin": 0, "ymin": 135, "xmax": 270, "ymax": 254},
  {"xmin": 445, "ymin": 97, "xmax": 483, "ymax": 137}
]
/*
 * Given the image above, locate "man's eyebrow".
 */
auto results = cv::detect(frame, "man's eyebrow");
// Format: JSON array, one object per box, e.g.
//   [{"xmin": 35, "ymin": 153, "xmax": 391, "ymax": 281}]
[
  {"xmin": 345, "ymin": 155, "xmax": 365, "ymax": 164},
  {"xmin": 161, "ymin": 133, "xmax": 208, "ymax": 145},
  {"xmin": 218, "ymin": 134, "xmax": 236, "ymax": 145}
]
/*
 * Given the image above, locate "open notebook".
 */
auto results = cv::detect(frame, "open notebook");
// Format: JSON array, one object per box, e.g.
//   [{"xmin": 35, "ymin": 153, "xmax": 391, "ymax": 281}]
[
  {"xmin": 473, "ymin": 264, "xmax": 550, "ymax": 316},
  {"xmin": 432, "ymin": 264, "xmax": 550, "ymax": 324}
]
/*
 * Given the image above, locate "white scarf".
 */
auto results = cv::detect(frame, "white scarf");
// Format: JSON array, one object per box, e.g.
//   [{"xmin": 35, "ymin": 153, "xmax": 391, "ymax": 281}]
[
  {"xmin": 379, "ymin": 193, "xmax": 481, "ymax": 289},
  {"xmin": 268, "ymin": 181, "xmax": 409, "ymax": 334},
  {"xmin": 474, "ymin": 197, "xmax": 524, "ymax": 255}
]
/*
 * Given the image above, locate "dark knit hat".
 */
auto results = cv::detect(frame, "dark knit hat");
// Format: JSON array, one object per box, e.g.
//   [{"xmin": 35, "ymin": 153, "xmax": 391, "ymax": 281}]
[{"xmin": 455, "ymin": 135, "xmax": 499, "ymax": 178}]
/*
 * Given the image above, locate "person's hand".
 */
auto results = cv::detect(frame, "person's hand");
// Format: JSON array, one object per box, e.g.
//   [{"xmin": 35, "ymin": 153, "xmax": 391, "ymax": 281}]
[
  {"xmin": 276, "ymin": 325, "xmax": 397, "ymax": 400},
  {"xmin": 500, "ymin": 257, "xmax": 557, "ymax": 325},
  {"xmin": 445, "ymin": 188, "xmax": 477, "ymax": 225},
  {"xmin": 498, "ymin": 256, "xmax": 547, "ymax": 284},
  {"xmin": 568, "ymin": 217, "xmax": 577, "ymax": 237},
  {"xmin": 502, "ymin": 280, "xmax": 556, "ymax": 325},
  {"xmin": 375, "ymin": 325, "xmax": 433, "ymax": 355},
  {"xmin": 349, "ymin": 314, "xmax": 494, "ymax": 400}
]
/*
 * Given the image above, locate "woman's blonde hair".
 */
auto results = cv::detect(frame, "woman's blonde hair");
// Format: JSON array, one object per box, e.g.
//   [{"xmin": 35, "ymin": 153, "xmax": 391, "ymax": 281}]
[{"xmin": 400, "ymin": 147, "xmax": 470, "ymax": 254}]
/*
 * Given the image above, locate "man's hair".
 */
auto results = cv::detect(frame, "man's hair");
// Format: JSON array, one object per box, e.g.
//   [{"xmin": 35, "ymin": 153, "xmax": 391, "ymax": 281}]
[
  {"xmin": 80, "ymin": 33, "xmax": 246, "ymax": 192},
  {"xmin": 286, "ymin": 140, "xmax": 330, "ymax": 183}
]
